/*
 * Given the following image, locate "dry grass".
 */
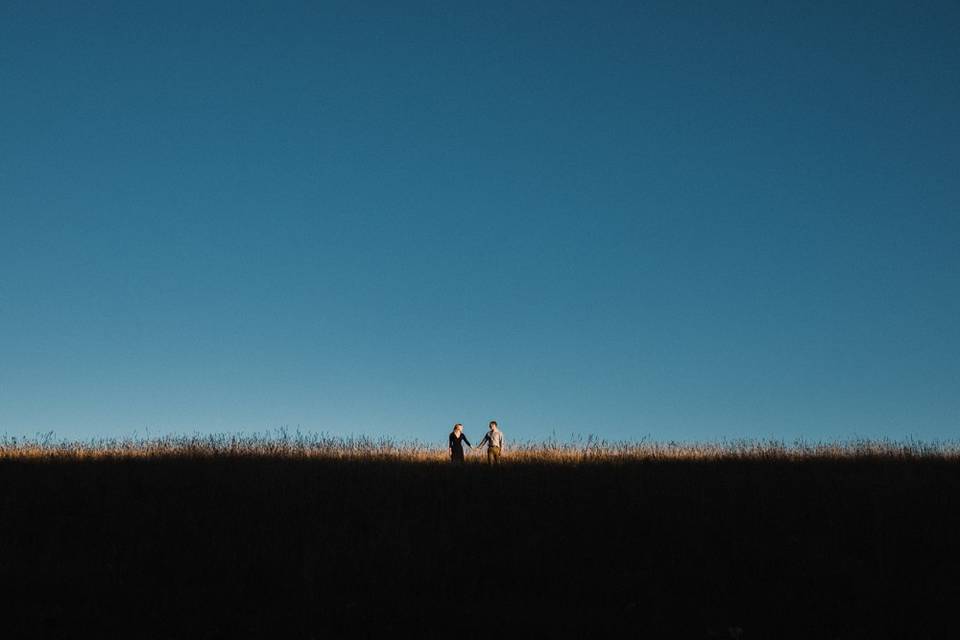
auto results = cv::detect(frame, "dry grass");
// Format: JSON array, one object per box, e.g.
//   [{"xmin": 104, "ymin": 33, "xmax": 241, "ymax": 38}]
[
  {"xmin": 4, "ymin": 428, "xmax": 958, "ymax": 637},
  {"xmin": 2, "ymin": 430, "xmax": 957, "ymax": 462}
]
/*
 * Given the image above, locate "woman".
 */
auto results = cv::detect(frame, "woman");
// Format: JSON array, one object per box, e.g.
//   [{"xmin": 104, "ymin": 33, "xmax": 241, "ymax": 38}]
[{"xmin": 448, "ymin": 423, "xmax": 471, "ymax": 463}]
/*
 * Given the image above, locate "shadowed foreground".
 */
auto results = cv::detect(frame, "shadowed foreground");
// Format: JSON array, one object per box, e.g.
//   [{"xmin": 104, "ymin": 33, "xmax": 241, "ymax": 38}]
[{"xmin": 2, "ymin": 446, "xmax": 959, "ymax": 638}]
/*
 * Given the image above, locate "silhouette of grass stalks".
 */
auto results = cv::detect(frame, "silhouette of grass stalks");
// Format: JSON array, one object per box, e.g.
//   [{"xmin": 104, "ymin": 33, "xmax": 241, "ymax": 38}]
[
  {"xmin": 3, "ymin": 428, "xmax": 958, "ymax": 638},
  {"xmin": 2, "ymin": 430, "xmax": 957, "ymax": 462}
]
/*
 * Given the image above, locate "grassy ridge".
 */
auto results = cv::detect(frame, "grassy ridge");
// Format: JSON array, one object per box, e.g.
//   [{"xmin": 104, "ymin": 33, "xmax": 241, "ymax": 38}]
[
  {"xmin": 3, "ymin": 431, "xmax": 958, "ymax": 461},
  {"xmin": 2, "ymin": 437, "xmax": 958, "ymax": 638}
]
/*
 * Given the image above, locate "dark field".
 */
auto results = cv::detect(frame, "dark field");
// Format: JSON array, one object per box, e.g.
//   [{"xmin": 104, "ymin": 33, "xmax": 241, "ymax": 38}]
[{"xmin": 3, "ymin": 449, "xmax": 959, "ymax": 638}]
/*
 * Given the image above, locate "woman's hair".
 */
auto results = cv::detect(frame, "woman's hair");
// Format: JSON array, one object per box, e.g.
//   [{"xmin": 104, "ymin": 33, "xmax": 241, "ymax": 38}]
[{"xmin": 453, "ymin": 423, "xmax": 463, "ymax": 431}]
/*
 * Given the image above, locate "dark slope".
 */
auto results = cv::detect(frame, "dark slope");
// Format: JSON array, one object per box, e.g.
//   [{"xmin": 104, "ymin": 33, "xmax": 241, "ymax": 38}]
[{"xmin": 2, "ymin": 456, "xmax": 958, "ymax": 638}]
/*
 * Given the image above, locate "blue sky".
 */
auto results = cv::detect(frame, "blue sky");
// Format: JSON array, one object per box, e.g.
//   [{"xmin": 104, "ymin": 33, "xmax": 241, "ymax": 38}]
[{"xmin": 1, "ymin": 1, "xmax": 958, "ymax": 444}]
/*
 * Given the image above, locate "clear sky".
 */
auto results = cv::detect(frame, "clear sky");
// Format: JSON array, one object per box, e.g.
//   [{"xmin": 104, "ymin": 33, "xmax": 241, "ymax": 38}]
[{"xmin": 1, "ymin": 1, "xmax": 958, "ymax": 445}]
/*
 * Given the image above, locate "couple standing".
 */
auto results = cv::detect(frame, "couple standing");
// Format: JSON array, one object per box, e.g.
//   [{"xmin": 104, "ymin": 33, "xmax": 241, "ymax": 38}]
[{"xmin": 449, "ymin": 421, "xmax": 503, "ymax": 464}]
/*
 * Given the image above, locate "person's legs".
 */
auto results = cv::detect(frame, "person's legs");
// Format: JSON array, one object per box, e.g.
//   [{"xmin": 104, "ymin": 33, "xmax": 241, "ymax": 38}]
[{"xmin": 489, "ymin": 446, "xmax": 501, "ymax": 464}]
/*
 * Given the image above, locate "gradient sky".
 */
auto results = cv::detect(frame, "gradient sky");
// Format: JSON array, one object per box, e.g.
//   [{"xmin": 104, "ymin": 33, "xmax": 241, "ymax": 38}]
[{"xmin": 2, "ymin": 1, "xmax": 958, "ymax": 444}]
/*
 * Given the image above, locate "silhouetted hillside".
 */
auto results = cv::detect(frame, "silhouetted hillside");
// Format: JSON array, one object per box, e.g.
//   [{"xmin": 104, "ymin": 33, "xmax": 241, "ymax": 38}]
[{"xmin": 2, "ymin": 452, "xmax": 958, "ymax": 638}]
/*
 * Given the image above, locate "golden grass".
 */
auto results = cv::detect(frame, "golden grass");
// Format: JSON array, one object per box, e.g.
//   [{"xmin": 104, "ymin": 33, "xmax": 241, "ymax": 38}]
[{"xmin": 2, "ymin": 431, "xmax": 957, "ymax": 462}]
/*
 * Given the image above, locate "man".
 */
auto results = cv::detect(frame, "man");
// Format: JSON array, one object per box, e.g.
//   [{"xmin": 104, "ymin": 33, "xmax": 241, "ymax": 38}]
[{"xmin": 477, "ymin": 420, "xmax": 504, "ymax": 464}]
